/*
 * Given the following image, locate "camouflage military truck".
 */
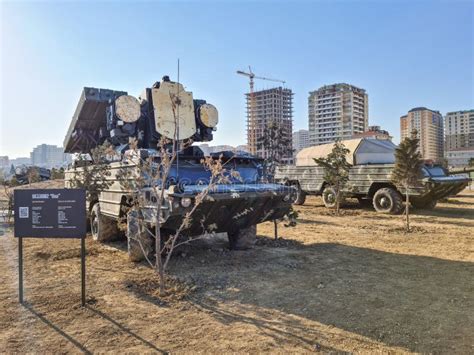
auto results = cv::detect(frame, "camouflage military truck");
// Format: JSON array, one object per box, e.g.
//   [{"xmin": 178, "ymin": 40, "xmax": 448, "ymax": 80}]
[
  {"xmin": 64, "ymin": 77, "xmax": 293, "ymax": 260},
  {"xmin": 275, "ymin": 138, "xmax": 470, "ymax": 214}
]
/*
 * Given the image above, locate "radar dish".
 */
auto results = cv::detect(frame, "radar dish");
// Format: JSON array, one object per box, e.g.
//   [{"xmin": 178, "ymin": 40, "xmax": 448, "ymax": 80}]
[
  {"xmin": 199, "ymin": 104, "xmax": 218, "ymax": 128},
  {"xmin": 115, "ymin": 95, "xmax": 141, "ymax": 123}
]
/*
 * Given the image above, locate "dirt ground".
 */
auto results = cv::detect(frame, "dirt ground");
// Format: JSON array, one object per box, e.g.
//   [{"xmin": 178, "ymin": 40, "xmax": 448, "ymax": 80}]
[{"xmin": 0, "ymin": 187, "xmax": 473, "ymax": 353}]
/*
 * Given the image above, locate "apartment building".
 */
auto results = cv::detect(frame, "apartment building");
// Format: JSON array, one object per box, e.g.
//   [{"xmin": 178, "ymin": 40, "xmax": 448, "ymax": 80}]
[
  {"xmin": 444, "ymin": 110, "xmax": 474, "ymax": 167},
  {"xmin": 30, "ymin": 144, "xmax": 71, "ymax": 168},
  {"xmin": 400, "ymin": 107, "xmax": 444, "ymax": 162},
  {"xmin": 308, "ymin": 83, "xmax": 368, "ymax": 146},
  {"xmin": 246, "ymin": 87, "xmax": 293, "ymax": 163},
  {"xmin": 292, "ymin": 129, "xmax": 310, "ymax": 157}
]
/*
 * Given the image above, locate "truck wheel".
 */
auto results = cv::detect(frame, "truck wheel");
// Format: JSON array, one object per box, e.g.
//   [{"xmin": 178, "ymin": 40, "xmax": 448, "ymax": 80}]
[
  {"xmin": 228, "ymin": 225, "xmax": 257, "ymax": 250},
  {"xmin": 372, "ymin": 188, "xmax": 403, "ymax": 214},
  {"xmin": 127, "ymin": 210, "xmax": 153, "ymax": 262},
  {"xmin": 322, "ymin": 186, "xmax": 338, "ymax": 209},
  {"xmin": 412, "ymin": 199, "xmax": 437, "ymax": 210},
  {"xmin": 292, "ymin": 183, "xmax": 306, "ymax": 205},
  {"xmin": 90, "ymin": 203, "xmax": 119, "ymax": 242}
]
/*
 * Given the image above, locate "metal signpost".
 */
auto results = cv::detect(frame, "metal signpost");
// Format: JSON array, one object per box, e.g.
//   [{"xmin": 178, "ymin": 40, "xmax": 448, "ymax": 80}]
[{"xmin": 14, "ymin": 189, "xmax": 87, "ymax": 306}]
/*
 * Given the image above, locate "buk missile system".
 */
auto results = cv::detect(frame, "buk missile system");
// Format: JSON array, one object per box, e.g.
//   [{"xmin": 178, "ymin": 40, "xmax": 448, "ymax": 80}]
[{"xmin": 64, "ymin": 76, "xmax": 293, "ymax": 261}]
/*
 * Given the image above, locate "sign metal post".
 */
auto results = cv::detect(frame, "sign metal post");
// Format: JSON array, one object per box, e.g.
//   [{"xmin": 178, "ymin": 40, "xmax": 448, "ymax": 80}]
[
  {"xmin": 81, "ymin": 236, "xmax": 86, "ymax": 306},
  {"xmin": 19, "ymin": 236, "xmax": 23, "ymax": 304}
]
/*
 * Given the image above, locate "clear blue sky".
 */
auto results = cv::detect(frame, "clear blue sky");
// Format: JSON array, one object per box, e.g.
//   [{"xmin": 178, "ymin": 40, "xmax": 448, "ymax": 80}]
[{"xmin": 1, "ymin": 0, "xmax": 473, "ymax": 158}]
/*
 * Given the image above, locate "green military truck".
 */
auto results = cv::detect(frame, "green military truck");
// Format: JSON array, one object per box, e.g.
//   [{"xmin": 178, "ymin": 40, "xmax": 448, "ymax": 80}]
[{"xmin": 275, "ymin": 138, "xmax": 470, "ymax": 214}]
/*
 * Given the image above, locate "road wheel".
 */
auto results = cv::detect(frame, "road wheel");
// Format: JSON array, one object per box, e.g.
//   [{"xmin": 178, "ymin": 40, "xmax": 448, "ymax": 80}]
[
  {"xmin": 322, "ymin": 186, "xmax": 338, "ymax": 209},
  {"xmin": 228, "ymin": 225, "xmax": 257, "ymax": 250},
  {"xmin": 372, "ymin": 188, "xmax": 403, "ymax": 214},
  {"xmin": 127, "ymin": 210, "xmax": 153, "ymax": 262},
  {"xmin": 90, "ymin": 203, "xmax": 119, "ymax": 242},
  {"xmin": 292, "ymin": 183, "xmax": 306, "ymax": 205},
  {"xmin": 411, "ymin": 199, "xmax": 437, "ymax": 210}
]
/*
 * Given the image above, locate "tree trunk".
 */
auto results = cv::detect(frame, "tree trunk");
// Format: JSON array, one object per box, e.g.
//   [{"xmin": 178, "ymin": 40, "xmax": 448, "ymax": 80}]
[
  {"xmin": 155, "ymin": 215, "xmax": 165, "ymax": 296},
  {"xmin": 405, "ymin": 188, "xmax": 410, "ymax": 232},
  {"xmin": 335, "ymin": 188, "xmax": 340, "ymax": 216}
]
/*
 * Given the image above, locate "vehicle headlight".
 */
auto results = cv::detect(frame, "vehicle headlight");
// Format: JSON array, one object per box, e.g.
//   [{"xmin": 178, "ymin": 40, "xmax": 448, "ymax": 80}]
[{"xmin": 181, "ymin": 197, "xmax": 192, "ymax": 208}]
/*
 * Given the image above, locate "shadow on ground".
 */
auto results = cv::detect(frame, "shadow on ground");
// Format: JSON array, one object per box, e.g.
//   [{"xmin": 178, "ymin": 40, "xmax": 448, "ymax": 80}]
[{"xmin": 172, "ymin": 239, "xmax": 474, "ymax": 353}]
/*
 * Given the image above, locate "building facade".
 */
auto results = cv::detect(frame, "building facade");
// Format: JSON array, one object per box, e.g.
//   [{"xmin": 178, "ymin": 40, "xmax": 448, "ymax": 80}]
[
  {"xmin": 30, "ymin": 144, "xmax": 71, "ymax": 168},
  {"xmin": 445, "ymin": 149, "xmax": 474, "ymax": 167},
  {"xmin": 0, "ymin": 156, "xmax": 9, "ymax": 169},
  {"xmin": 353, "ymin": 125, "xmax": 391, "ymax": 140},
  {"xmin": 444, "ymin": 110, "xmax": 474, "ymax": 167},
  {"xmin": 198, "ymin": 144, "xmax": 249, "ymax": 156},
  {"xmin": 400, "ymin": 107, "xmax": 444, "ymax": 162},
  {"xmin": 292, "ymin": 129, "xmax": 310, "ymax": 156},
  {"xmin": 246, "ymin": 87, "xmax": 293, "ymax": 163},
  {"xmin": 308, "ymin": 83, "xmax": 368, "ymax": 146}
]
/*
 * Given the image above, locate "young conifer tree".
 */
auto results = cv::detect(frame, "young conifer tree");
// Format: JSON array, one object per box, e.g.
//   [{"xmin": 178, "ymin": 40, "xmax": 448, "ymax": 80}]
[
  {"xmin": 313, "ymin": 140, "xmax": 351, "ymax": 215},
  {"xmin": 391, "ymin": 130, "xmax": 423, "ymax": 232},
  {"xmin": 256, "ymin": 120, "xmax": 292, "ymax": 180}
]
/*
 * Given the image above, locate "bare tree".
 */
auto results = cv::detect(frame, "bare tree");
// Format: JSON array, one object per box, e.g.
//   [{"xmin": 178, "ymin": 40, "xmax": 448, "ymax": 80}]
[
  {"xmin": 68, "ymin": 143, "xmax": 115, "ymax": 203},
  {"xmin": 0, "ymin": 177, "xmax": 13, "ymax": 223},
  {"xmin": 26, "ymin": 167, "xmax": 41, "ymax": 185},
  {"xmin": 118, "ymin": 136, "xmax": 230, "ymax": 295}
]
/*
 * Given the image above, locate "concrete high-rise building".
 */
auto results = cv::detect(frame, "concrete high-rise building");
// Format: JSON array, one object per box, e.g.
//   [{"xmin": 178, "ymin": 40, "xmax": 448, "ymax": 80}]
[
  {"xmin": 292, "ymin": 129, "xmax": 310, "ymax": 155},
  {"xmin": 30, "ymin": 144, "xmax": 71, "ymax": 168},
  {"xmin": 445, "ymin": 110, "xmax": 474, "ymax": 150},
  {"xmin": 444, "ymin": 110, "xmax": 474, "ymax": 167},
  {"xmin": 246, "ymin": 87, "xmax": 293, "ymax": 163},
  {"xmin": 0, "ymin": 156, "xmax": 9, "ymax": 169},
  {"xmin": 308, "ymin": 83, "xmax": 368, "ymax": 146},
  {"xmin": 400, "ymin": 107, "xmax": 444, "ymax": 162},
  {"xmin": 10, "ymin": 157, "xmax": 31, "ymax": 167}
]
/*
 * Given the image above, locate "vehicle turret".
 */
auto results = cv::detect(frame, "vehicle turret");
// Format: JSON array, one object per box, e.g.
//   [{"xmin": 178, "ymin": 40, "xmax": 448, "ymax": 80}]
[{"xmin": 64, "ymin": 76, "xmax": 218, "ymax": 154}]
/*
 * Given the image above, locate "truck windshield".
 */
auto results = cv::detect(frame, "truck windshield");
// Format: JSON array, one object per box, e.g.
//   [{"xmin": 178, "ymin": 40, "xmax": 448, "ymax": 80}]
[{"xmin": 423, "ymin": 166, "xmax": 447, "ymax": 177}]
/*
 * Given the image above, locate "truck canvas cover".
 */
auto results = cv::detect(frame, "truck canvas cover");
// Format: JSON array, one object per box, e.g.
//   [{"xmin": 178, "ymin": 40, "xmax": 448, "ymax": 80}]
[{"xmin": 296, "ymin": 138, "xmax": 396, "ymax": 166}]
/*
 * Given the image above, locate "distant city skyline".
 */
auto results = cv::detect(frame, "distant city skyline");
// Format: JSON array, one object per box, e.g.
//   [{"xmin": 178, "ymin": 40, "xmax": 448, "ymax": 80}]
[{"xmin": 1, "ymin": 1, "xmax": 473, "ymax": 158}]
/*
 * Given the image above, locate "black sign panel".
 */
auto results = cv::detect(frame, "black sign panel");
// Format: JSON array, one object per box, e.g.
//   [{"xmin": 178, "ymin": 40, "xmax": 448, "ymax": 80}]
[{"xmin": 14, "ymin": 189, "xmax": 86, "ymax": 238}]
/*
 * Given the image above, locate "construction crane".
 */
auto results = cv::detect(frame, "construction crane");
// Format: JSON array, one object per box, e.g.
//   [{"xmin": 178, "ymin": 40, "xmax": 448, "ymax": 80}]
[
  {"xmin": 236, "ymin": 66, "xmax": 286, "ymax": 92},
  {"xmin": 236, "ymin": 67, "xmax": 286, "ymax": 155}
]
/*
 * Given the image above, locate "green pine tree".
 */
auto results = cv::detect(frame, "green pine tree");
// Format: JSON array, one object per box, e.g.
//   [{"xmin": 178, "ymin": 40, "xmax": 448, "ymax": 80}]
[
  {"xmin": 391, "ymin": 130, "xmax": 423, "ymax": 232},
  {"xmin": 313, "ymin": 140, "xmax": 351, "ymax": 215},
  {"xmin": 256, "ymin": 120, "xmax": 293, "ymax": 180}
]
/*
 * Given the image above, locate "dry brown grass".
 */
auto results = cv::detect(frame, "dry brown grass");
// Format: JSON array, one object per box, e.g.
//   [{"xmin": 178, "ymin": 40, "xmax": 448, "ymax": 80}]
[{"xmin": 0, "ymin": 188, "xmax": 473, "ymax": 353}]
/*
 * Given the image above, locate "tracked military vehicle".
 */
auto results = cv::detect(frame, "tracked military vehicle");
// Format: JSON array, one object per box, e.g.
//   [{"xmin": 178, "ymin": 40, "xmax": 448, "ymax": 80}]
[
  {"xmin": 64, "ymin": 76, "xmax": 293, "ymax": 260},
  {"xmin": 275, "ymin": 138, "xmax": 470, "ymax": 214}
]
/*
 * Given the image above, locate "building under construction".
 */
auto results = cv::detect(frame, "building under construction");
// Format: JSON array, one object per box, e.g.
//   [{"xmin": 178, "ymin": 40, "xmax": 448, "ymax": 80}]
[{"xmin": 246, "ymin": 87, "xmax": 294, "ymax": 164}]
